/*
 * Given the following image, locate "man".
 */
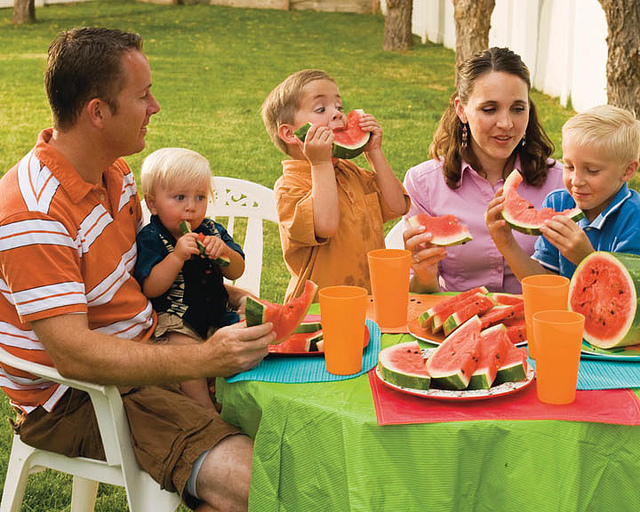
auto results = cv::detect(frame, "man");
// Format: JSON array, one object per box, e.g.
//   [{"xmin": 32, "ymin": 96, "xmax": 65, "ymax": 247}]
[{"xmin": 0, "ymin": 27, "xmax": 274, "ymax": 511}]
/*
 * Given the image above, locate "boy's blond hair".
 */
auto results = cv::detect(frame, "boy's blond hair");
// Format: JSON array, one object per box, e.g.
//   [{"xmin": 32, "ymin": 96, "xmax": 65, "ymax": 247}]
[
  {"xmin": 562, "ymin": 105, "xmax": 640, "ymax": 166},
  {"xmin": 140, "ymin": 147, "xmax": 213, "ymax": 199},
  {"xmin": 261, "ymin": 69, "xmax": 336, "ymax": 154}
]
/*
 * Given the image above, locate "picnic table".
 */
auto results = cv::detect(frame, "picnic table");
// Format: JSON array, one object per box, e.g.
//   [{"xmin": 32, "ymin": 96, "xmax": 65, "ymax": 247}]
[{"xmin": 216, "ymin": 304, "xmax": 640, "ymax": 512}]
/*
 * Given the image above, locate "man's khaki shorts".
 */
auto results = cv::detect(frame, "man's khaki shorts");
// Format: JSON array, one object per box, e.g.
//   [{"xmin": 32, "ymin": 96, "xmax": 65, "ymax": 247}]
[{"xmin": 12, "ymin": 384, "xmax": 240, "ymax": 507}]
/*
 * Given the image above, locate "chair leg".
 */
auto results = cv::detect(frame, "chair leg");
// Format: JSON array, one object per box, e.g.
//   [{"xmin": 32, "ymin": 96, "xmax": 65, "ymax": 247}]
[
  {"xmin": 70, "ymin": 476, "xmax": 99, "ymax": 512},
  {"xmin": 0, "ymin": 435, "xmax": 36, "ymax": 512}
]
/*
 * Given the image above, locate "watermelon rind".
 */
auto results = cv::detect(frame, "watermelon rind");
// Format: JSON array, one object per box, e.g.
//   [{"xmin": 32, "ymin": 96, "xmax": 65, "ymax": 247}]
[
  {"xmin": 426, "ymin": 315, "xmax": 482, "ymax": 390},
  {"xmin": 178, "ymin": 220, "xmax": 230, "ymax": 267},
  {"xmin": 407, "ymin": 214, "xmax": 473, "ymax": 246},
  {"xmin": 245, "ymin": 296, "xmax": 266, "ymax": 326},
  {"xmin": 501, "ymin": 170, "xmax": 585, "ymax": 235},
  {"xmin": 468, "ymin": 324, "xmax": 510, "ymax": 390},
  {"xmin": 568, "ymin": 251, "xmax": 640, "ymax": 349},
  {"xmin": 494, "ymin": 346, "xmax": 528, "ymax": 384},
  {"xmin": 293, "ymin": 321, "xmax": 323, "ymax": 334},
  {"xmin": 378, "ymin": 341, "xmax": 431, "ymax": 390},
  {"xmin": 294, "ymin": 109, "xmax": 371, "ymax": 160},
  {"xmin": 419, "ymin": 287, "xmax": 489, "ymax": 329}
]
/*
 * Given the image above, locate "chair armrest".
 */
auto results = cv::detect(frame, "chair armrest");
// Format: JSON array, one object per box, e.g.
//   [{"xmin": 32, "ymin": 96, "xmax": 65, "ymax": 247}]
[{"xmin": 0, "ymin": 346, "xmax": 107, "ymax": 395}]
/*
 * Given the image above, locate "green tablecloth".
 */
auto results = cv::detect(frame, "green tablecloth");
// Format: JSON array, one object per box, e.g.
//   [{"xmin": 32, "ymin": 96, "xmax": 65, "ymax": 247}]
[{"xmin": 217, "ymin": 334, "xmax": 640, "ymax": 512}]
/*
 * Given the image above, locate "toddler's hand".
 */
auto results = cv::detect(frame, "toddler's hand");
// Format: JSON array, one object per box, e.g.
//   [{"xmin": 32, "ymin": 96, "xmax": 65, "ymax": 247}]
[
  {"xmin": 359, "ymin": 112, "xmax": 383, "ymax": 152},
  {"xmin": 174, "ymin": 232, "xmax": 200, "ymax": 262},
  {"xmin": 301, "ymin": 124, "xmax": 333, "ymax": 165},
  {"xmin": 201, "ymin": 235, "xmax": 231, "ymax": 261}
]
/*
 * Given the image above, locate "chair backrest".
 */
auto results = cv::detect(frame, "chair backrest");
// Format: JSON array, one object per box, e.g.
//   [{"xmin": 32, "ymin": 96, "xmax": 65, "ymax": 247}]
[
  {"xmin": 385, "ymin": 219, "xmax": 405, "ymax": 249},
  {"xmin": 209, "ymin": 177, "xmax": 278, "ymax": 296},
  {"xmin": 140, "ymin": 177, "xmax": 278, "ymax": 297}
]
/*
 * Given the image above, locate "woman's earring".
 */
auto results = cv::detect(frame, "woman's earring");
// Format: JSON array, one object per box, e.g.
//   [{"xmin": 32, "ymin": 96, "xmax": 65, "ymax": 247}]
[
  {"xmin": 521, "ymin": 135, "xmax": 526, "ymax": 147},
  {"xmin": 461, "ymin": 123, "xmax": 468, "ymax": 149}
]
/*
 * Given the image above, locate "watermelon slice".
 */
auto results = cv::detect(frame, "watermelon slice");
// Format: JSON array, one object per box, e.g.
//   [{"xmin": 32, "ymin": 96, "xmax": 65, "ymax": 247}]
[
  {"xmin": 429, "ymin": 292, "xmax": 492, "ymax": 333},
  {"xmin": 568, "ymin": 251, "xmax": 640, "ymax": 349},
  {"xmin": 178, "ymin": 220, "xmax": 230, "ymax": 267},
  {"xmin": 407, "ymin": 213, "xmax": 473, "ymax": 246},
  {"xmin": 468, "ymin": 324, "xmax": 512, "ymax": 390},
  {"xmin": 418, "ymin": 287, "xmax": 489, "ymax": 329},
  {"xmin": 501, "ymin": 170, "xmax": 584, "ymax": 235},
  {"xmin": 246, "ymin": 280, "xmax": 318, "ymax": 344},
  {"xmin": 378, "ymin": 341, "xmax": 431, "ymax": 390},
  {"xmin": 490, "ymin": 293, "xmax": 523, "ymax": 306},
  {"xmin": 426, "ymin": 315, "xmax": 482, "ymax": 390},
  {"xmin": 503, "ymin": 318, "xmax": 527, "ymax": 345},
  {"xmin": 479, "ymin": 302, "xmax": 525, "ymax": 329},
  {"xmin": 442, "ymin": 295, "xmax": 496, "ymax": 336},
  {"xmin": 293, "ymin": 321, "xmax": 323, "ymax": 333},
  {"xmin": 294, "ymin": 109, "xmax": 371, "ymax": 159},
  {"xmin": 494, "ymin": 345, "xmax": 529, "ymax": 384}
]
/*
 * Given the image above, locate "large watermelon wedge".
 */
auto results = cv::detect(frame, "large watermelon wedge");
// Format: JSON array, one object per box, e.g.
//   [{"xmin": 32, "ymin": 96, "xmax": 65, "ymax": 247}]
[
  {"xmin": 568, "ymin": 251, "xmax": 640, "ymax": 349},
  {"xmin": 378, "ymin": 341, "xmax": 431, "ymax": 390},
  {"xmin": 246, "ymin": 280, "xmax": 318, "ymax": 344},
  {"xmin": 295, "ymin": 109, "xmax": 371, "ymax": 159},
  {"xmin": 407, "ymin": 213, "xmax": 473, "ymax": 246},
  {"xmin": 468, "ymin": 324, "xmax": 512, "ymax": 390},
  {"xmin": 426, "ymin": 315, "xmax": 482, "ymax": 390},
  {"xmin": 501, "ymin": 170, "xmax": 584, "ymax": 235}
]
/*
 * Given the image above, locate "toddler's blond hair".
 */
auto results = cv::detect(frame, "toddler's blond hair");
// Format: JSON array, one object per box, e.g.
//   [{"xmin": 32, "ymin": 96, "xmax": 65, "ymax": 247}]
[
  {"xmin": 141, "ymin": 147, "xmax": 213, "ymax": 199},
  {"xmin": 261, "ymin": 69, "xmax": 336, "ymax": 154},
  {"xmin": 562, "ymin": 105, "xmax": 640, "ymax": 166}
]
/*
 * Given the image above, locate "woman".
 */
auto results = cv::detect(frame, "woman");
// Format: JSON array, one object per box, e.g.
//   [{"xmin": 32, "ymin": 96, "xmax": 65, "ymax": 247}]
[{"xmin": 403, "ymin": 47, "xmax": 564, "ymax": 294}]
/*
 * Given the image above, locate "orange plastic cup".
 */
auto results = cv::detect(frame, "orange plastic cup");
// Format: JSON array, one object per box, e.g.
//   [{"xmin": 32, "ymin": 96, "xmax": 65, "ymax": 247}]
[
  {"xmin": 533, "ymin": 310, "xmax": 585, "ymax": 404},
  {"xmin": 319, "ymin": 286, "xmax": 368, "ymax": 375},
  {"xmin": 367, "ymin": 249, "xmax": 411, "ymax": 329},
  {"xmin": 521, "ymin": 274, "xmax": 570, "ymax": 359}
]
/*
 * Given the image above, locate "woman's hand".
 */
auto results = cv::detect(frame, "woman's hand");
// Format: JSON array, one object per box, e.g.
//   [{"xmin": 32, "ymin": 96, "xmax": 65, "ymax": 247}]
[
  {"xmin": 484, "ymin": 189, "xmax": 516, "ymax": 251},
  {"xmin": 403, "ymin": 223, "xmax": 447, "ymax": 293}
]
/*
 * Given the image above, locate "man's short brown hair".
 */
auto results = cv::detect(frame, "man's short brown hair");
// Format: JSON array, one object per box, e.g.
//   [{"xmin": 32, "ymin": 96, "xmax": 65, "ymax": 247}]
[{"xmin": 45, "ymin": 27, "xmax": 143, "ymax": 130}]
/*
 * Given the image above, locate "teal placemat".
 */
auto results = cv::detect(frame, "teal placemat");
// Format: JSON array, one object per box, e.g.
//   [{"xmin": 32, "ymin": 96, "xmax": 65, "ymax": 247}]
[
  {"xmin": 530, "ymin": 358, "xmax": 640, "ymax": 390},
  {"xmin": 225, "ymin": 319, "xmax": 380, "ymax": 383}
]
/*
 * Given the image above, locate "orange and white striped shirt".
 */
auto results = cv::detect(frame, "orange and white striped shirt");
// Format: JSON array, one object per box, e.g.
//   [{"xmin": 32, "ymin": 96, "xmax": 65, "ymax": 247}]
[{"xmin": 0, "ymin": 129, "xmax": 154, "ymax": 413}]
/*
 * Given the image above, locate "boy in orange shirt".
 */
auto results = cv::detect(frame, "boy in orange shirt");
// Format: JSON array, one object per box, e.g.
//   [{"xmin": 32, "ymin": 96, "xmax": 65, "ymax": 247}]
[{"xmin": 262, "ymin": 69, "xmax": 409, "ymax": 301}]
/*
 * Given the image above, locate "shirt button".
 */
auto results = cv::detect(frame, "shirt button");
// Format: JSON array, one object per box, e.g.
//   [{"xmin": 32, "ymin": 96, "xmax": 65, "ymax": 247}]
[{"xmin": 100, "ymin": 194, "xmax": 106, "ymax": 201}]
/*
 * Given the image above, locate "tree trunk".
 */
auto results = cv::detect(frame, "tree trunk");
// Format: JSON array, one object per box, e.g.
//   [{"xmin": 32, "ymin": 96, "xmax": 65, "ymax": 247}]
[
  {"xmin": 453, "ymin": 0, "xmax": 495, "ymax": 72},
  {"xmin": 383, "ymin": 0, "xmax": 413, "ymax": 51},
  {"xmin": 598, "ymin": 0, "xmax": 640, "ymax": 116},
  {"xmin": 13, "ymin": 0, "xmax": 36, "ymax": 25}
]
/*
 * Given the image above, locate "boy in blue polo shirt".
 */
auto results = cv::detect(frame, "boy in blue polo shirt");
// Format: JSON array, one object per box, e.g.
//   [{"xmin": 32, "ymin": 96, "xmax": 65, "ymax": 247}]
[{"xmin": 486, "ymin": 104, "xmax": 640, "ymax": 279}]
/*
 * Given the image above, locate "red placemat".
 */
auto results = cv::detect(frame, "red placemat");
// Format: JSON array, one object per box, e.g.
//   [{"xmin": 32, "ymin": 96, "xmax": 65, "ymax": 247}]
[{"xmin": 369, "ymin": 370, "xmax": 640, "ymax": 426}]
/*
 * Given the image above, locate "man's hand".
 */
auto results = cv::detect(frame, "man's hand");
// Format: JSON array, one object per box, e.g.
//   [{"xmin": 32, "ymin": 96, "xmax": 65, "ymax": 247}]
[{"xmin": 203, "ymin": 321, "xmax": 275, "ymax": 377}]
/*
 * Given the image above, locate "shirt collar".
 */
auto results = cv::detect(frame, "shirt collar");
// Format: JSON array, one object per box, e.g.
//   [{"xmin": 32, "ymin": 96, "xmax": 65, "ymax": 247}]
[
  {"xmin": 460, "ymin": 155, "xmax": 523, "ymax": 183},
  {"xmin": 584, "ymin": 183, "xmax": 632, "ymax": 230}
]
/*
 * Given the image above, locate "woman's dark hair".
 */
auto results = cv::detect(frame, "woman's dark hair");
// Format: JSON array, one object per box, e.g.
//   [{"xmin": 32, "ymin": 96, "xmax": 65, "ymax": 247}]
[
  {"xmin": 430, "ymin": 47, "xmax": 555, "ymax": 189},
  {"xmin": 45, "ymin": 27, "xmax": 143, "ymax": 130}
]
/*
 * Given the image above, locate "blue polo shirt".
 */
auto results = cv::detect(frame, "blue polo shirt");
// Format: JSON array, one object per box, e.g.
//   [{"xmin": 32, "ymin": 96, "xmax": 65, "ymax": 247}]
[{"xmin": 532, "ymin": 183, "xmax": 640, "ymax": 278}]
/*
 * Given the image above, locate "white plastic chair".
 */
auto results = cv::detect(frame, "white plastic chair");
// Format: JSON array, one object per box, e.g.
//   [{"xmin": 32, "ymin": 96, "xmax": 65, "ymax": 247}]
[
  {"xmin": 0, "ymin": 346, "xmax": 181, "ymax": 512},
  {"xmin": 385, "ymin": 219, "xmax": 405, "ymax": 249},
  {"xmin": 141, "ymin": 176, "xmax": 278, "ymax": 297}
]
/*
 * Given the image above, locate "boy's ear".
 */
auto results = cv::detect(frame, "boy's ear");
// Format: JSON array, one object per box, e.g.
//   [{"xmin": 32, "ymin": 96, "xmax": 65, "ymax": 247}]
[
  {"xmin": 621, "ymin": 160, "xmax": 639, "ymax": 182},
  {"xmin": 145, "ymin": 195, "xmax": 158, "ymax": 215},
  {"xmin": 454, "ymin": 97, "xmax": 468, "ymax": 124},
  {"xmin": 277, "ymin": 124, "xmax": 298, "ymax": 146}
]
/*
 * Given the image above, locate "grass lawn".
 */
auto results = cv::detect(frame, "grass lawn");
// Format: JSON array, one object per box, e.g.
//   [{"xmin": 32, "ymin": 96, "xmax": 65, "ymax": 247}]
[{"xmin": 0, "ymin": 0, "xmax": 619, "ymax": 509}]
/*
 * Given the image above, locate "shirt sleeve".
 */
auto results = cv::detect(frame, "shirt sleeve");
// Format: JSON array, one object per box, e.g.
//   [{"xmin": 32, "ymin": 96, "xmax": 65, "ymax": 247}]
[
  {"xmin": 211, "ymin": 221, "xmax": 245, "ymax": 259},
  {"xmin": 275, "ymin": 173, "xmax": 322, "ymax": 248},
  {"xmin": 133, "ymin": 227, "xmax": 168, "ymax": 285}
]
